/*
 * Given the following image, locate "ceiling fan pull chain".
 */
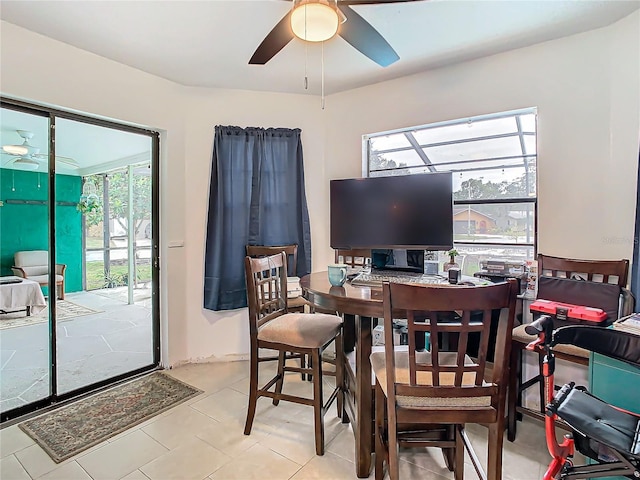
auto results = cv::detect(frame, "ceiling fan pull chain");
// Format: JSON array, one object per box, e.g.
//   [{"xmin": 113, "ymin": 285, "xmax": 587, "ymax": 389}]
[
  {"xmin": 303, "ymin": 2, "xmax": 308, "ymax": 90},
  {"xmin": 304, "ymin": 41, "xmax": 308, "ymax": 90},
  {"xmin": 321, "ymin": 40, "xmax": 325, "ymax": 110}
]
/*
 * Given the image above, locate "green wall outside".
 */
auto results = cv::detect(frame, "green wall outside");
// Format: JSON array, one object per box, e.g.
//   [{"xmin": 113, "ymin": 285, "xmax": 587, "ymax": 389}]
[{"xmin": 0, "ymin": 168, "xmax": 82, "ymax": 294}]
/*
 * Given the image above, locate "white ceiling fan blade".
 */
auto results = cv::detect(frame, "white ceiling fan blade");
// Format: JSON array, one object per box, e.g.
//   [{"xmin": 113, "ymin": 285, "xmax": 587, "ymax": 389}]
[
  {"xmin": 32, "ymin": 152, "xmax": 79, "ymax": 167},
  {"xmin": 55, "ymin": 156, "xmax": 79, "ymax": 167},
  {"xmin": 1, "ymin": 150, "xmax": 21, "ymax": 157}
]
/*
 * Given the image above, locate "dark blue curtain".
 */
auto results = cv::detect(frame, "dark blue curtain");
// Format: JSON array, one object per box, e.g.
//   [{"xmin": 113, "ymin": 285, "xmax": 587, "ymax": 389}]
[
  {"xmin": 632, "ymin": 149, "xmax": 640, "ymax": 301},
  {"xmin": 203, "ymin": 126, "xmax": 312, "ymax": 311}
]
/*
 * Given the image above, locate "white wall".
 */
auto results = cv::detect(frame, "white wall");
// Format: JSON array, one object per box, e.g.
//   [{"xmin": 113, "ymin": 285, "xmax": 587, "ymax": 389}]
[{"xmin": 1, "ymin": 11, "xmax": 638, "ymax": 366}]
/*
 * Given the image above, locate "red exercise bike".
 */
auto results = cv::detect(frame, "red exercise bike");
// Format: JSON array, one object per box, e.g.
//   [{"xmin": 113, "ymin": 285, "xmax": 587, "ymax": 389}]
[{"xmin": 525, "ymin": 315, "xmax": 640, "ymax": 479}]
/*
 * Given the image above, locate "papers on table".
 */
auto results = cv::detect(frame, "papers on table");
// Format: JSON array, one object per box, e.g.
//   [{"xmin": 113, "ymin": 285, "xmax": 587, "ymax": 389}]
[
  {"xmin": 287, "ymin": 276, "xmax": 302, "ymax": 299},
  {"xmin": 614, "ymin": 313, "xmax": 640, "ymax": 335}
]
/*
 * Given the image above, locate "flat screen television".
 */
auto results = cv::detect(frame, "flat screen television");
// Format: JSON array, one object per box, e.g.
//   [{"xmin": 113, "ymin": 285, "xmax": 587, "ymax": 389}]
[{"xmin": 330, "ymin": 172, "xmax": 453, "ymax": 251}]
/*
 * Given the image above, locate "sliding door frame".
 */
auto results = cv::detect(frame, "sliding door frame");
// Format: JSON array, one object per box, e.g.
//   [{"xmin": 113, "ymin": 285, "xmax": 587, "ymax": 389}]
[{"xmin": 0, "ymin": 97, "xmax": 161, "ymax": 423}]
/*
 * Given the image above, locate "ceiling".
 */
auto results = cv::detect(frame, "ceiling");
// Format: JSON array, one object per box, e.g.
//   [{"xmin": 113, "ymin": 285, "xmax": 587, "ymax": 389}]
[{"xmin": 1, "ymin": 1, "xmax": 638, "ymax": 96}]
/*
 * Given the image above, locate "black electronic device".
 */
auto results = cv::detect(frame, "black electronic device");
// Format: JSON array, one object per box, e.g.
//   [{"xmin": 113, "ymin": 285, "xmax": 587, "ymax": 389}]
[
  {"xmin": 448, "ymin": 268, "xmax": 460, "ymax": 284},
  {"xmin": 330, "ymin": 172, "xmax": 454, "ymax": 250},
  {"xmin": 372, "ymin": 249, "xmax": 424, "ymax": 274}
]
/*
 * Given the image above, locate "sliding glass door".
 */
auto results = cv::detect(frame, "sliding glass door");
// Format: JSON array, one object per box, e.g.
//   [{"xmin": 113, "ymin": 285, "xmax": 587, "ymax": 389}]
[
  {"xmin": 0, "ymin": 99, "xmax": 160, "ymax": 421},
  {"xmin": 0, "ymin": 108, "xmax": 52, "ymax": 413}
]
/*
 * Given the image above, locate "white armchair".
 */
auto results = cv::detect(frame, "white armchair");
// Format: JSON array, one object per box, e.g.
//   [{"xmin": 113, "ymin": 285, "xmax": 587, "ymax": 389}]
[{"xmin": 11, "ymin": 250, "xmax": 67, "ymax": 300}]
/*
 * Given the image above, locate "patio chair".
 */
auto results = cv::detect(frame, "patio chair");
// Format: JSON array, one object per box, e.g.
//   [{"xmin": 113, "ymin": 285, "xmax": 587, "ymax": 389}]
[{"xmin": 11, "ymin": 250, "xmax": 66, "ymax": 300}]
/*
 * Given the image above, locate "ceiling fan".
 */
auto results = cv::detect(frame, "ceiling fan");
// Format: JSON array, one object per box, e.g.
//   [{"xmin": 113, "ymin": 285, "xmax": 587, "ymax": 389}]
[
  {"xmin": 1, "ymin": 130, "xmax": 78, "ymax": 169},
  {"xmin": 250, "ymin": 0, "xmax": 421, "ymax": 67}
]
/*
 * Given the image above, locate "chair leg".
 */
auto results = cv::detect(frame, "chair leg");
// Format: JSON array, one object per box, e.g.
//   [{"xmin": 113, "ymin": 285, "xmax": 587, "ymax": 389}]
[
  {"xmin": 507, "ymin": 343, "xmax": 520, "ymax": 442},
  {"xmin": 487, "ymin": 420, "xmax": 505, "ymax": 480},
  {"xmin": 374, "ymin": 381, "xmax": 386, "ymax": 480},
  {"xmin": 300, "ymin": 352, "xmax": 307, "ymax": 381},
  {"xmin": 335, "ymin": 331, "xmax": 345, "ymax": 420},
  {"xmin": 59, "ymin": 280, "xmax": 65, "ymax": 300},
  {"xmin": 311, "ymin": 349, "xmax": 325, "ymax": 456},
  {"xmin": 307, "ymin": 354, "xmax": 313, "ymax": 382},
  {"xmin": 442, "ymin": 425, "xmax": 455, "ymax": 472},
  {"xmin": 244, "ymin": 350, "xmax": 259, "ymax": 436},
  {"xmin": 273, "ymin": 350, "xmax": 286, "ymax": 406},
  {"xmin": 454, "ymin": 425, "xmax": 464, "ymax": 480},
  {"xmin": 387, "ymin": 397, "xmax": 400, "ymax": 480}
]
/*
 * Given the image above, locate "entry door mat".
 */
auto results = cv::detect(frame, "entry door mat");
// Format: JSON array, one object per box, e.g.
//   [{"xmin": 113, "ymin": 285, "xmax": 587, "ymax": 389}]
[{"xmin": 19, "ymin": 372, "xmax": 203, "ymax": 463}]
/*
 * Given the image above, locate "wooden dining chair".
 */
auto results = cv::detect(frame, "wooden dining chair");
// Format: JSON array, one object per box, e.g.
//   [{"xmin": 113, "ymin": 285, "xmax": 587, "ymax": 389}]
[
  {"xmin": 506, "ymin": 254, "xmax": 630, "ymax": 441},
  {"xmin": 246, "ymin": 244, "xmax": 317, "ymax": 379},
  {"xmin": 372, "ymin": 279, "xmax": 518, "ymax": 480},
  {"xmin": 244, "ymin": 252, "xmax": 345, "ymax": 455}
]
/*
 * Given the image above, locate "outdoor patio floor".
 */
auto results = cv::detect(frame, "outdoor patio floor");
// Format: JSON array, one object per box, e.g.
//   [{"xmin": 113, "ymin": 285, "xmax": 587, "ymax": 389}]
[{"xmin": 0, "ymin": 288, "xmax": 153, "ymax": 414}]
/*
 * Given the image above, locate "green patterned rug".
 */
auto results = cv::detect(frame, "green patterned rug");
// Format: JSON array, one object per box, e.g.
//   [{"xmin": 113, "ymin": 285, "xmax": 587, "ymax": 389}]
[{"xmin": 19, "ymin": 372, "xmax": 202, "ymax": 463}]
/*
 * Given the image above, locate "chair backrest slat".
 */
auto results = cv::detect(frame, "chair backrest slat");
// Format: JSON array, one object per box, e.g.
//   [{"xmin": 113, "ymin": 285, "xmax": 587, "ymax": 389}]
[
  {"xmin": 538, "ymin": 254, "xmax": 629, "ymax": 287},
  {"xmin": 247, "ymin": 244, "xmax": 299, "ymax": 276},
  {"xmin": 334, "ymin": 249, "xmax": 371, "ymax": 268},
  {"xmin": 244, "ymin": 252, "xmax": 288, "ymax": 335},
  {"xmin": 382, "ymin": 280, "xmax": 517, "ymax": 404}
]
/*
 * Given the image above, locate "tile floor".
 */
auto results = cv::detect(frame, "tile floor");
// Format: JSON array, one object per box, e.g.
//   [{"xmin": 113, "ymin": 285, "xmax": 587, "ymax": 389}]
[{"xmin": 1, "ymin": 359, "xmax": 557, "ymax": 480}]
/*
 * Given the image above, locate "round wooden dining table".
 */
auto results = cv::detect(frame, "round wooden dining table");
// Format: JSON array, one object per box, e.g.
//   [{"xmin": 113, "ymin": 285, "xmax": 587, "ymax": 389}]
[{"xmin": 300, "ymin": 271, "xmax": 385, "ymax": 317}]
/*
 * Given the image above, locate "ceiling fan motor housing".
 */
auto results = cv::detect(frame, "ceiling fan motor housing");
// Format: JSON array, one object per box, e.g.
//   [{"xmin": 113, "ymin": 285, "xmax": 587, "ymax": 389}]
[{"xmin": 291, "ymin": 0, "xmax": 342, "ymax": 42}]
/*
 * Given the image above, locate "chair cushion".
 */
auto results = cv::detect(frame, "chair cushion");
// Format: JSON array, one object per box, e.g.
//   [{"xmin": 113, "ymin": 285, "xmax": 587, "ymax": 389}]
[
  {"xmin": 14, "ymin": 251, "xmax": 49, "ymax": 268},
  {"xmin": 370, "ymin": 350, "xmax": 492, "ymax": 408},
  {"xmin": 512, "ymin": 324, "xmax": 589, "ymax": 359},
  {"xmin": 25, "ymin": 274, "xmax": 64, "ymax": 284},
  {"xmin": 258, "ymin": 313, "xmax": 342, "ymax": 349},
  {"xmin": 20, "ymin": 266, "xmax": 49, "ymax": 276}
]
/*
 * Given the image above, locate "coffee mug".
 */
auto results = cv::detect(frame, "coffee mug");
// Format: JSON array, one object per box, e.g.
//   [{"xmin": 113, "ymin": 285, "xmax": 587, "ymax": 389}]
[{"xmin": 327, "ymin": 263, "xmax": 348, "ymax": 287}]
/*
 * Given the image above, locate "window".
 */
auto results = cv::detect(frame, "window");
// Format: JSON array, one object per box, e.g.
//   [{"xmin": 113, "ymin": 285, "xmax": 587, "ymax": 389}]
[{"xmin": 364, "ymin": 108, "xmax": 537, "ymax": 275}]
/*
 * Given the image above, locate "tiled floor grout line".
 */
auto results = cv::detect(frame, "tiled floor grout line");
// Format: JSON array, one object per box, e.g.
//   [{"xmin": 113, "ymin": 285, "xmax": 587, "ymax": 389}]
[{"xmin": 0, "ymin": 350, "xmax": 17, "ymax": 371}]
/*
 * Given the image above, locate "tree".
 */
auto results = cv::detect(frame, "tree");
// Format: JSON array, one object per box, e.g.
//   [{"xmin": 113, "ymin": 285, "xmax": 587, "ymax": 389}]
[
  {"xmin": 370, "ymin": 152, "xmax": 408, "ymax": 175},
  {"xmin": 84, "ymin": 168, "xmax": 151, "ymax": 236},
  {"xmin": 83, "ymin": 176, "xmax": 103, "ymax": 227},
  {"xmin": 453, "ymin": 178, "xmax": 506, "ymax": 200},
  {"xmin": 504, "ymin": 166, "xmax": 537, "ymax": 197}
]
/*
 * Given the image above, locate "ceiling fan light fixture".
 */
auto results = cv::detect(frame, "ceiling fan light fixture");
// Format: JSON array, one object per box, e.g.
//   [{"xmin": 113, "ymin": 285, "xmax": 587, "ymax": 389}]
[
  {"xmin": 14, "ymin": 157, "xmax": 40, "ymax": 170},
  {"xmin": 291, "ymin": 0, "xmax": 340, "ymax": 42}
]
